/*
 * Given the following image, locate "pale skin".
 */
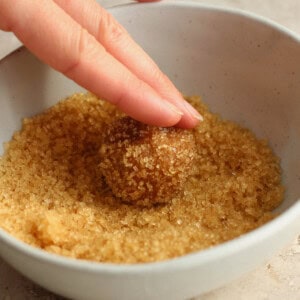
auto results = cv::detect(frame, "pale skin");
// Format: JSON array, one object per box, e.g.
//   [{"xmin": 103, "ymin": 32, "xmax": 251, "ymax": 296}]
[{"xmin": 0, "ymin": 0, "xmax": 202, "ymax": 128}]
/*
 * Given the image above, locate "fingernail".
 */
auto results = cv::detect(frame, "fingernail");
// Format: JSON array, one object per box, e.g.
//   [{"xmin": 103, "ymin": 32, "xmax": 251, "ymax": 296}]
[
  {"xmin": 164, "ymin": 100, "xmax": 184, "ymax": 116},
  {"xmin": 183, "ymin": 100, "xmax": 203, "ymax": 121}
]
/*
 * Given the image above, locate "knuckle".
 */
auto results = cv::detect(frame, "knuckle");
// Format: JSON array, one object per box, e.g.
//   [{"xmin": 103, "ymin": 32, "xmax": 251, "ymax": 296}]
[
  {"xmin": 61, "ymin": 27, "xmax": 88, "ymax": 75},
  {"xmin": 114, "ymin": 77, "xmax": 145, "ymax": 109},
  {"xmin": 150, "ymin": 67, "xmax": 170, "ymax": 88},
  {"xmin": 62, "ymin": 28, "xmax": 106, "ymax": 76},
  {"xmin": 97, "ymin": 11, "xmax": 127, "ymax": 45},
  {"xmin": 112, "ymin": 77, "xmax": 133, "ymax": 106},
  {"xmin": 148, "ymin": 66, "xmax": 178, "ymax": 97}
]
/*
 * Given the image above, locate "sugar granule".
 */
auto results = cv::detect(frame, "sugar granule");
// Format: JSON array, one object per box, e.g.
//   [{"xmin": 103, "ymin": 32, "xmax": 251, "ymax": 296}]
[{"xmin": 0, "ymin": 93, "xmax": 284, "ymax": 263}]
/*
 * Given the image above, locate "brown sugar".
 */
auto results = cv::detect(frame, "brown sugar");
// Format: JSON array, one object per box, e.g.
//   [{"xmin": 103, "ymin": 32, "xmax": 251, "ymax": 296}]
[
  {"xmin": 0, "ymin": 93, "xmax": 284, "ymax": 264},
  {"xmin": 99, "ymin": 116, "xmax": 196, "ymax": 206}
]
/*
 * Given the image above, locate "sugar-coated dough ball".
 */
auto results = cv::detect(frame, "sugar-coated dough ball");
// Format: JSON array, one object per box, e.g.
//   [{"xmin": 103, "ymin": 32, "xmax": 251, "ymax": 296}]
[{"xmin": 99, "ymin": 117, "xmax": 196, "ymax": 206}]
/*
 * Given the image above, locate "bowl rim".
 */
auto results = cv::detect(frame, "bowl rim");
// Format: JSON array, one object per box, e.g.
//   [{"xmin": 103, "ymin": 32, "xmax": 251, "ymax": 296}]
[{"xmin": 0, "ymin": 0, "xmax": 299, "ymax": 273}]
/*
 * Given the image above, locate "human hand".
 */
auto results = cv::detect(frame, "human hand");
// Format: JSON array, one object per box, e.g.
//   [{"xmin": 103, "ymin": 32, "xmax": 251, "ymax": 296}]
[{"xmin": 0, "ymin": 0, "xmax": 202, "ymax": 128}]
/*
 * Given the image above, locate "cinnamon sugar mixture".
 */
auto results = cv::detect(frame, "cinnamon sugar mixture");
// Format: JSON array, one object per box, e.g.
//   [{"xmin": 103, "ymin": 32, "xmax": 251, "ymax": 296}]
[{"xmin": 0, "ymin": 93, "xmax": 283, "ymax": 263}]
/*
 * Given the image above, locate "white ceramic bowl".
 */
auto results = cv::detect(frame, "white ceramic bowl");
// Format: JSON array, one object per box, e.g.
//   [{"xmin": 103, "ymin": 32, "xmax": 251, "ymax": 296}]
[{"xmin": 0, "ymin": 2, "xmax": 300, "ymax": 299}]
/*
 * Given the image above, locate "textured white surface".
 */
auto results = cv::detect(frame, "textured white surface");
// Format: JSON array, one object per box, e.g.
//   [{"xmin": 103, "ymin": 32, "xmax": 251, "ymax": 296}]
[{"xmin": 0, "ymin": 0, "xmax": 299, "ymax": 299}]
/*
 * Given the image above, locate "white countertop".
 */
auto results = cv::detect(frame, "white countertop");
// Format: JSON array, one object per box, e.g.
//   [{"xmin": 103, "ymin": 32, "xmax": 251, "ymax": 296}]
[{"xmin": 0, "ymin": 0, "xmax": 299, "ymax": 299}]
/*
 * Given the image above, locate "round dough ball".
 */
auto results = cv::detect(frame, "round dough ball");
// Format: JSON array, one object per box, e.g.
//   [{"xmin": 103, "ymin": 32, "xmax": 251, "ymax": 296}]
[{"xmin": 99, "ymin": 117, "xmax": 196, "ymax": 206}]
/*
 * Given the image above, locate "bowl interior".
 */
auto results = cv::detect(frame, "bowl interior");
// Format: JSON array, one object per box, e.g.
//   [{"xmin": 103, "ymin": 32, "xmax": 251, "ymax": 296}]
[
  {"xmin": 0, "ymin": 4, "xmax": 300, "ymax": 299},
  {"xmin": 0, "ymin": 3, "xmax": 299, "ymax": 215}
]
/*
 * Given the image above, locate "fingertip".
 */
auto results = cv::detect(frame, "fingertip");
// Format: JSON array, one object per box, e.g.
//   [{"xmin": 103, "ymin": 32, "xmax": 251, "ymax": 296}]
[
  {"xmin": 163, "ymin": 100, "xmax": 184, "ymax": 118},
  {"xmin": 158, "ymin": 100, "xmax": 184, "ymax": 127},
  {"xmin": 175, "ymin": 116, "xmax": 201, "ymax": 129},
  {"xmin": 166, "ymin": 97, "xmax": 203, "ymax": 129}
]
